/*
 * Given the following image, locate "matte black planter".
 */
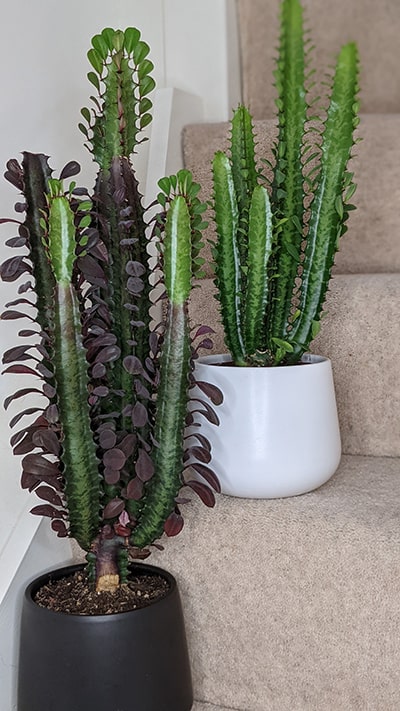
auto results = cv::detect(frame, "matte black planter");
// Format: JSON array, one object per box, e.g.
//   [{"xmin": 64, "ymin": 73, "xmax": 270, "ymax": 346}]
[{"xmin": 18, "ymin": 562, "xmax": 193, "ymax": 711}]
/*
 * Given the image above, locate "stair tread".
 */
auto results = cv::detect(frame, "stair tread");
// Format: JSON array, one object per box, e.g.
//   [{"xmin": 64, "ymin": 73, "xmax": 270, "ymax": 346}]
[
  {"xmin": 183, "ymin": 113, "xmax": 400, "ymax": 275},
  {"xmin": 151, "ymin": 454, "xmax": 400, "ymax": 710}
]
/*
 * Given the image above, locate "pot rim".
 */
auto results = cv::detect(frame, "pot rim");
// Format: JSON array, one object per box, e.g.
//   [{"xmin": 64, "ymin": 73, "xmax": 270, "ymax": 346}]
[
  {"xmin": 196, "ymin": 352, "xmax": 330, "ymax": 369},
  {"xmin": 23, "ymin": 562, "xmax": 177, "ymax": 620}
]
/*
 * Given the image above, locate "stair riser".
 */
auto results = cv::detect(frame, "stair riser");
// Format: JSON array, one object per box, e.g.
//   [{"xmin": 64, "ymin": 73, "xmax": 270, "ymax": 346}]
[{"xmin": 189, "ymin": 273, "xmax": 400, "ymax": 458}]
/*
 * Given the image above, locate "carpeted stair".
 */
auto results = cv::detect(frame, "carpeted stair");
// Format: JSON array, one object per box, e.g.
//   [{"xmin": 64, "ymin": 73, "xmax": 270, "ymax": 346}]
[{"xmin": 155, "ymin": 2, "xmax": 400, "ymax": 709}]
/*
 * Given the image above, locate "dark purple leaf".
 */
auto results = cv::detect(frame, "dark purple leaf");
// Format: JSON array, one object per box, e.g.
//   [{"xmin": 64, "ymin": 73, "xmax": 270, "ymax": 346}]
[
  {"xmin": 164, "ymin": 511, "xmax": 184, "ymax": 537},
  {"xmin": 123, "ymin": 355, "xmax": 144, "ymax": 375},
  {"xmin": 30, "ymin": 504, "xmax": 62, "ymax": 519},
  {"xmin": 104, "ymin": 468, "xmax": 121, "ymax": 485},
  {"xmin": 1, "ymin": 310, "xmax": 29, "ymax": 320},
  {"xmin": 134, "ymin": 379, "xmax": 150, "ymax": 399},
  {"xmin": 186, "ymin": 432, "xmax": 211, "ymax": 452},
  {"xmin": 43, "ymin": 383, "xmax": 56, "ymax": 399},
  {"xmin": 22, "ymin": 453, "xmax": 60, "ymax": 478},
  {"xmin": 9, "ymin": 407, "xmax": 43, "ymax": 428},
  {"xmin": 37, "ymin": 363, "xmax": 54, "ymax": 379},
  {"xmin": 196, "ymin": 338, "xmax": 214, "ymax": 351},
  {"xmin": 194, "ymin": 381, "xmax": 223, "ymax": 405},
  {"xmin": 18, "ymin": 282, "xmax": 34, "ymax": 294},
  {"xmin": 18, "ymin": 330, "xmax": 38, "ymax": 339},
  {"xmin": 186, "ymin": 480, "xmax": 216, "ymax": 507},
  {"xmin": 118, "ymin": 433, "xmax": 137, "ymax": 457},
  {"xmin": 126, "ymin": 477, "xmax": 144, "ymax": 500},
  {"xmin": 45, "ymin": 404, "xmax": 59, "ymax": 423},
  {"xmin": 193, "ymin": 325, "xmax": 215, "ymax": 339},
  {"xmin": 149, "ymin": 332, "xmax": 159, "ymax": 356},
  {"xmin": 35, "ymin": 485, "xmax": 63, "ymax": 506},
  {"xmin": 94, "ymin": 345, "xmax": 120, "ymax": 364},
  {"xmin": 5, "ymin": 236, "xmax": 27, "ymax": 248},
  {"xmin": 103, "ymin": 498, "xmax": 125, "ymax": 519},
  {"xmin": 5, "ymin": 298, "xmax": 34, "ymax": 309},
  {"xmin": 21, "ymin": 470, "xmax": 39, "ymax": 491},
  {"xmin": 77, "ymin": 255, "xmax": 106, "ymax": 286},
  {"xmin": 91, "ymin": 362, "xmax": 106, "ymax": 378},
  {"xmin": 135, "ymin": 449, "xmax": 154, "ymax": 482},
  {"xmin": 4, "ymin": 387, "xmax": 43, "ymax": 410},
  {"xmin": 190, "ymin": 400, "xmax": 220, "ymax": 426},
  {"xmin": 103, "ymin": 448, "xmax": 127, "ymax": 470},
  {"xmin": 32, "ymin": 429, "xmax": 60, "ymax": 456},
  {"xmin": 2, "ymin": 345, "xmax": 33, "ymax": 364},
  {"xmin": 184, "ymin": 445, "xmax": 211, "ymax": 464},
  {"xmin": 127, "ymin": 276, "xmax": 144, "ymax": 294},
  {"xmin": 51, "ymin": 520, "xmax": 68, "ymax": 537},
  {"xmin": 92, "ymin": 385, "xmax": 109, "ymax": 397},
  {"xmin": 2, "ymin": 364, "xmax": 39, "ymax": 376},
  {"xmin": 126, "ymin": 261, "xmax": 146, "ymax": 277},
  {"xmin": 99, "ymin": 428, "xmax": 117, "ymax": 450},
  {"xmin": 187, "ymin": 463, "xmax": 221, "ymax": 493},
  {"xmin": 59, "ymin": 161, "xmax": 81, "ymax": 180},
  {"xmin": 0, "ymin": 256, "xmax": 32, "ymax": 282},
  {"xmin": 131, "ymin": 401, "xmax": 148, "ymax": 428}
]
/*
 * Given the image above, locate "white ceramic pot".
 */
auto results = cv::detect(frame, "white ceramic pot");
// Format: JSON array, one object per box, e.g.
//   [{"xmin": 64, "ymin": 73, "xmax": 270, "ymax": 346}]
[{"xmin": 191, "ymin": 353, "xmax": 341, "ymax": 498}]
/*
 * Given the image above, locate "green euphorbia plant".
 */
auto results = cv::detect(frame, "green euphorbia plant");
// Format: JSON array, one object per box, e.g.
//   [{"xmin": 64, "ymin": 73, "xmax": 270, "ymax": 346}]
[
  {"xmin": 212, "ymin": 0, "xmax": 360, "ymax": 366},
  {"xmin": 0, "ymin": 28, "xmax": 221, "ymax": 592}
]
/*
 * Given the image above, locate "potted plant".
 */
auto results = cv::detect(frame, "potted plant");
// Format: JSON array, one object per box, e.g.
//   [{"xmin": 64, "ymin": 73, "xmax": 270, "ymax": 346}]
[
  {"xmin": 191, "ymin": 0, "xmax": 360, "ymax": 498},
  {"xmin": 0, "ymin": 27, "xmax": 221, "ymax": 711}
]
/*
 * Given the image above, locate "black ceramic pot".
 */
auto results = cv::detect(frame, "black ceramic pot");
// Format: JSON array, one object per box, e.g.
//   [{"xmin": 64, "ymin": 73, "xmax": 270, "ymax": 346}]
[{"xmin": 18, "ymin": 562, "xmax": 193, "ymax": 711}]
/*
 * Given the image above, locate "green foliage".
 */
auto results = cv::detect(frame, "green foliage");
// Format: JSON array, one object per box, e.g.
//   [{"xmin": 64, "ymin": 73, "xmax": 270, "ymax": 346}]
[
  {"xmin": 212, "ymin": 0, "xmax": 360, "ymax": 366},
  {"xmin": 0, "ymin": 28, "xmax": 219, "ymax": 588}
]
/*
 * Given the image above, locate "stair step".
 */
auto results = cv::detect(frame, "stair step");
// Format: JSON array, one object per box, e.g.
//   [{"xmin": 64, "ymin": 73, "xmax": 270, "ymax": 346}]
[
  {"xmin": 189, "ymin": 272, "xmax": 400, "ymax": 458},
  {"xmin": 183, "ymin": 113, "xmax": 400, "ymax": 275},
  {"xmin": 151, "ymin": 454, "xmax": 400, "ymax": 711}
]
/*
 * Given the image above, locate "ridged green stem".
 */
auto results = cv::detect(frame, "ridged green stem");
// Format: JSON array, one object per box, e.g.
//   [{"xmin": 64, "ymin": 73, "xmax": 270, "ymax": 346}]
[
  {"xmin": 268, "ymin": 0, "xmax": 307, "ymax": 343},
  {"xmin": 131, "ymin": 196, "xmax": 192, "ymax": 547},
  {"xmin": 287, "ymin": 42, "xmax": 359, "ymax": 361},
  {"xmin": 47, "ymin": 191, "xmax": 100, "ymax": 550},
  {"xmin": 212, "ymin": 151, "xmax": 246, "ymax": 365}
]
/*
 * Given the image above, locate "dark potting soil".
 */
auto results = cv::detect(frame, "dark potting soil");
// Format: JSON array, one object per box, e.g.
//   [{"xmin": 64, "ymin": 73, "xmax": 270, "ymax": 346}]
[{"xmin": 34, "ymin": 570, "xmax": 170, "ymax": 615}]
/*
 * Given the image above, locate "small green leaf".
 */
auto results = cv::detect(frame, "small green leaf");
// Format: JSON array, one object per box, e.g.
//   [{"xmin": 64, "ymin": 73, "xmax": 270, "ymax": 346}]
[
  {"xmin": 311, "ymin": 320, "xmax": 321, "ymax": 339},
  {"xmin": 79, "ymin": 215, "xmax": 92, "ymax": 230},
  {"xmin": 87, "ymin": 48, "xmax": 103, "ymax": 75},
  {"xmin": 87, "ymin": 72, "xmax": 100, "ymax": 91},
  {"xmin": 134, "ymin": 41, "xmax": 150, "ymax": 64},
  {"xmin": 140, "ymin": 113, "xmax": 152, "ymax": 129},
  {"xmin": 271, "ymin": 337, "xmax": 294, "ymax": 353},
  {"xmin": 335, "ymin": 196, "xmax": 344, "ymax": 219},
  {"xmin": 124, "ymin": 27, "xmax": 141, "ymax": 53},
  {"xmin": 101, "ymin": 27, "xmax": 116, "ymax": 50},
  {"xmin": 91, "ymin": 34, "xmax": 109, "ymax": 60},
  {"xmin": 158, "ymin": 177, "xmax": 171, "ymax": 194}
]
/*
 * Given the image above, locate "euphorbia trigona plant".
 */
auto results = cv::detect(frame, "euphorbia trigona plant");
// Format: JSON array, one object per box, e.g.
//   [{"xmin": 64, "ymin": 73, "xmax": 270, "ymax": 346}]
[{"xmin": 0, "ymin": 28, "xmax": 221, "ymax": 592}]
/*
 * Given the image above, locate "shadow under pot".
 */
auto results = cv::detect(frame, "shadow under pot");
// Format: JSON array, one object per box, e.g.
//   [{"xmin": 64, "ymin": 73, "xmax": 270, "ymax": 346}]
[
  {"xmin": 190, "ymin": 353, "xmax": 341, "ymax": 498},
  {"xmin": 18, "ymin": 562, "xmax": 193, "ymax": 711}
]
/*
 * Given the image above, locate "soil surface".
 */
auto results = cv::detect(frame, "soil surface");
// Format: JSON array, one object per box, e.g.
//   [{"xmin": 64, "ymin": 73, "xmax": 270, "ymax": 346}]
[{"xmin": 34, "ymin": 569, "xmax": 170, "ymax": 615}]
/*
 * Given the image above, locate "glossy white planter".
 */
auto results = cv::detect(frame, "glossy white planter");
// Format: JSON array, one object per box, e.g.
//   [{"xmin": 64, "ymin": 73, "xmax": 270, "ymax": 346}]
[{"xmin": 191, "ymin": 353, "xmax": 341, "ymax": 498}]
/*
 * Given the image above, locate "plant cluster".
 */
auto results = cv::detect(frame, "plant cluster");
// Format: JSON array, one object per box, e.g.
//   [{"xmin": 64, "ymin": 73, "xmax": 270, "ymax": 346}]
[
  {"xmin": 212, "ymin": 0, "xmax": 360, "ymax": 366},
  {"xmin": 0, "ymin": 28, "xmax": 221, "ymax": 591}
]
